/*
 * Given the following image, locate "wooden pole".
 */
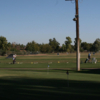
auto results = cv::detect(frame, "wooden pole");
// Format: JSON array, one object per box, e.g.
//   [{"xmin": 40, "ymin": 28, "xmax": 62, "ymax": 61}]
[{"xmin": 75, "ymin": 0, "xmax": 80, "ymax": 71}]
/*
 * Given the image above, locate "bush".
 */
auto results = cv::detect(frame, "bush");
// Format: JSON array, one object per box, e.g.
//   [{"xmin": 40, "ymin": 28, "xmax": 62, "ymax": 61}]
[{"xmin": 0, "ymin": 49, "xmax": 6, "ymax": 56}]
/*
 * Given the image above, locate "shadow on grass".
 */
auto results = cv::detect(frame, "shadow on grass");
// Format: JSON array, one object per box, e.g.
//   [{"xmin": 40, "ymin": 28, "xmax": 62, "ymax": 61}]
[
  {"xmin": 3, "ymin": 68, "xmax": 100, "ymax": 75},
  {"xmin": 1, "ymin": 69, "xmax": 73, "ymax": 73},
  {"xmin": 80, "ymin": 69, "xmax": 100, "ymax": 74},
  {"xmin": 0, "ymin": 77, "xmax": 100, "ymax": 100},
  {"xmin": 52, "ymin": 68, "xmax": 100, "ymax": 75}
]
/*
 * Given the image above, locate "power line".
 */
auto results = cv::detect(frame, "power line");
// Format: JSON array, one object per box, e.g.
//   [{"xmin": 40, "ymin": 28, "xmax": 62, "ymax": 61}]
[{"xmin": 79, "ymin": 0, "xmax": 83, "ymax": 3}]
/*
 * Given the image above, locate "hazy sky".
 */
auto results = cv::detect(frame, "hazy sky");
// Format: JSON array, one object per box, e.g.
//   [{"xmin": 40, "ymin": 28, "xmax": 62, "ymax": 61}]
[{"xmin": 0, "ymin": 0, "xmax": 100, "ymax": 45}]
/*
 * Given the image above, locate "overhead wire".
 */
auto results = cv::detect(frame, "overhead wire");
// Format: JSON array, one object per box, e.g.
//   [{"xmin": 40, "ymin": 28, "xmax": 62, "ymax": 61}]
[
  {"xmin": 70, "ymin": 0, "xmax": 83, "ymax": 4},
  {"xmin": 55, "ymin": 0, "xmax": 58, "ymax": 6},
  {"xmin": 71, "ymin": 0, "xmax": 75, "ymax": 4},
  {"xmin": 79, "ymin": 0, "xmax": 83, "ymax": 3}
]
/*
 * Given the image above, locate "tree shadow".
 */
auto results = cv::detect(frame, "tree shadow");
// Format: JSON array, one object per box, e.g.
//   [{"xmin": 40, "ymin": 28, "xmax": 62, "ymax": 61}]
[
  {"xmin": 0, "ymin": 77, "xmax": 100, "ymax": 100},
  {"xmin": 5, "ymin": 68, "xmax": 100, "ymax": 75},
  {"xmin": 53, "ymin": 68, "xmax": 100, "ymax": 75},
  {"xmin": 80, "ymin": 68, "xmax": 100, "ymax": 74}
]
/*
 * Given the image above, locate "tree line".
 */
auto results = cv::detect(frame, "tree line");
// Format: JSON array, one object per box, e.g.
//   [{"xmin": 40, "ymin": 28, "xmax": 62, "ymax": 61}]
[{"xmin": 0, "ymin": 36, "xmax": 100, "ymax": 55}]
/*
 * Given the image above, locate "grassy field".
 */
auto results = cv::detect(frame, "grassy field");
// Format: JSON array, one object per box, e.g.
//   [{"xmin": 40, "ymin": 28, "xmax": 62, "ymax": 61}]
[{"xmin": 0, "ymin": 53, "xmax": 100, "ymax": 100}]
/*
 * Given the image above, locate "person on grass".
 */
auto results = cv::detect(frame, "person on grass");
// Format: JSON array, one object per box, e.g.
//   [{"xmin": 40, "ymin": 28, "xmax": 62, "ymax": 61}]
[{"xmin": 88, "ymin": 53, "xmax": 91, "ymax": 62}]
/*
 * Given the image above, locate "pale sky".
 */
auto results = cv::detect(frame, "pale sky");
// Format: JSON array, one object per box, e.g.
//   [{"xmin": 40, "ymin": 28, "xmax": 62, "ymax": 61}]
[{"xmin": 0, "ymin": 0, "xmax": 100, "ymax": 45}]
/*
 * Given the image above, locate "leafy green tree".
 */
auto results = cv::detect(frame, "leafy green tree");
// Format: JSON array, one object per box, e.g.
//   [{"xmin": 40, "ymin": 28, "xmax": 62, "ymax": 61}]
[
  {"xmin": 40, "ymin": 44, "xmax": 52, "ymax": 53},
  {"xmin": 70, "ymin": 45, "xmax": 75, "ymax": 52},
  {"xmin": 9, "ymin": 42, "xmax": 18, "ymax": 51},
  {"xmin": 26, "ymin": 41, "xmax": 39, "ymax": 52},
  {"xmin": 65, "ymin": 37, "xmax": 72, "ymax": 46},
  {"xmin": 6, "ymin": 42, "xmax": 11, "ymax": 51},
  {"xmin": 14, "ymin": 44, "xmax": 25, "ymax": 51},
  {"xmin": 15, "ymin": 44, "xmax": 20, "ymax": 51},
  {"xmin": 61, "ymin": 44, "xmax": 66, "ymax": 52},
  {"xmin": 20, "ymin": 44, "xmax": 25, "ymax": 50},
  {"xmin": 81, "ymin": 42, "xmax": 87, "ymax": 50},
  {"xmin": 81, "ymin": 42, "xmax": 93, "ymax": 51},
  {"xmin": 92, "ymin": 38, "xmax": 100, "ymax": 52},
  {"xmin": 87, "ymin": 43, "xmax": 93, "ymax": 51},
  {"xmin": 49, "ymin": 38, "xmax": 60, "ymax": 52},
  {"xmin": 0, "ymin": 36, "xmax": 7, "ymax": 50},
  {"xmin": 65, "ymin": 37, "xmax": 72, "ymax": 52}
]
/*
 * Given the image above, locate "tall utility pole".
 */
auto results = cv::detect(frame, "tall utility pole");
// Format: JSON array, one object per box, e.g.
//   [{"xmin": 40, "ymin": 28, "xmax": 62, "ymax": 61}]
[{"xmin": 65, "ymin": 0, "xmax": 80, "ymax": 71}]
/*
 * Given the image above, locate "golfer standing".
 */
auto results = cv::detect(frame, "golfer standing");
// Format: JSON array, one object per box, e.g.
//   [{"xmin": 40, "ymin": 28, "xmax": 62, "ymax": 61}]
[
  {"xmin": 88, "ymin": 53, "xmax": 91, "ymax": 60},
  {"xmin": 13, "ymin": 54, "xmax": 16, "ymax": 64},
  {"xmin": 13, "ymin": 57, "xmax": 15, "ymax": 64}
]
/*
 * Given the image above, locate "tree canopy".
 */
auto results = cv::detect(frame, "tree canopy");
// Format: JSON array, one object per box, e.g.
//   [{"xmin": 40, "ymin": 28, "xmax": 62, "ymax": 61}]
[
  {"xmin": 65, "ymin": 37, "xmax": 73, "ymax": 52},
  {"xmin": 0, "ymin": 36, "xmax": 7, "ymax": 50},
  {"xmin": 49, "ymin": 38, "xmax": 60, "ymax": 52},
  {"xmin": 25, "ymin": 41, "xmax": 39, "ymax": 52},
  {"xmin": 92, "ymin": 38, "xmax": 100, "ymax": 52},
  {"xmin": 0, "ymin": 35, "xmax": 100, "ymax": 56}
]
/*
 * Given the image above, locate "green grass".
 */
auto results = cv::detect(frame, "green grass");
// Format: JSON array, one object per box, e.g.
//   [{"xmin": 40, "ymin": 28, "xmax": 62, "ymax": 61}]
[
  {"xmin": 0, "ymin": 69, "xmax": 100, "ymax": 100},
  {"xmin": 0, "ymin": 53, "xmax": 100, "ymax": 100}
]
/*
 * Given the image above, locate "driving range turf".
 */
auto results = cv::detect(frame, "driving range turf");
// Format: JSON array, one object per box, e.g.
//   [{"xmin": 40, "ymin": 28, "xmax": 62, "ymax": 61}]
[{"xmin": 0, "ymin": 53, "xmax": 100, "ymax": 100}]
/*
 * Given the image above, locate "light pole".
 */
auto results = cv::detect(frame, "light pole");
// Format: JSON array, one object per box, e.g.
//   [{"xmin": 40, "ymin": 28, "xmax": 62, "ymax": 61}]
[{"xmin": 65, "ymin": 0, "xmax": 80, "ymax": 71}]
